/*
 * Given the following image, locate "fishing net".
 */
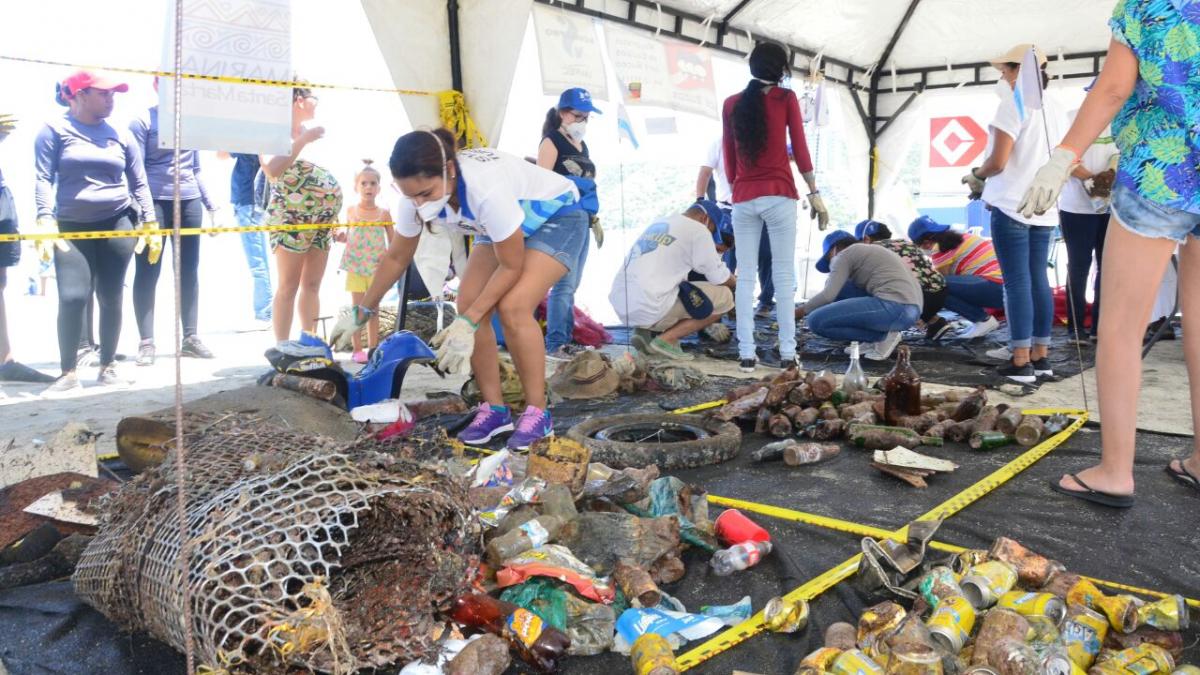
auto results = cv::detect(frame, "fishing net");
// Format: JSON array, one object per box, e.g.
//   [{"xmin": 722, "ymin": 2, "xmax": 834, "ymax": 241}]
[{"xmin": 73, "ymin": 423, "xmax": 481, "ymax": 673}]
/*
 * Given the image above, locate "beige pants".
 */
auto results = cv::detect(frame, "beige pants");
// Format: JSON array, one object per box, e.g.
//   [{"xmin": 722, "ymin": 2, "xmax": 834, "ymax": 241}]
[{"xmin": 649, "ymin": 282, "xmax": 734, "ymax": 331}]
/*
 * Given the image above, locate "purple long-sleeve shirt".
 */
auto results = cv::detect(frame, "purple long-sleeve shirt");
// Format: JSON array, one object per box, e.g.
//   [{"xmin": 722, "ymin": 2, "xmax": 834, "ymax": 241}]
[
  {"xmin": 34, "ymin": 113, "xmax": 154, "ymax": 223},
  {"xmin": 129, "ymin": 107, "xmax": 214, "ymax": 210}
]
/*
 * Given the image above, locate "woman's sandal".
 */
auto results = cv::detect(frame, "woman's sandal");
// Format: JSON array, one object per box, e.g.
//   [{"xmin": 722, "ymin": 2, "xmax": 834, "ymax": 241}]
[
  {"xmin": 1166, "ymin": 459, "xmax": 1200, "ymax": 492},
  {"xmin": 1048, "ymin": 473, "xmax": 1135, "ymax": 508}
]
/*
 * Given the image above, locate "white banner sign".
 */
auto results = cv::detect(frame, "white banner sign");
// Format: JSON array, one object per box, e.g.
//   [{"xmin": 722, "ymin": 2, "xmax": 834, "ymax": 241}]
[
  {"xmin": 532, "ymin": 4, "xmax": 608, "ymax": 101},
  {"xmin": 159, "ymin": 0, "xmax": 293, "ymax": 155},
  {"xmin": 604, "ymin": 24, "xmax": 717, "ymax": 119}
]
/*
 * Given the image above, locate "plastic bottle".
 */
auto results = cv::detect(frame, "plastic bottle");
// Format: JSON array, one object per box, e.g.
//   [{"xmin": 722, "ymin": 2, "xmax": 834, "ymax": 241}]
[
  {"xmin": 843, "ymin": 342, "xmax": 869, "ymax": 395},
  {"xmin": 486, "ymin": 515, "xmax": 565, "ymax": 566},
  {"xmin": 709, "ymin": 540, "xmax": 772, "ymax": 576},
  {"xmin": 447, "ymin": 593, "xmax": 571, "ymax": 673}
]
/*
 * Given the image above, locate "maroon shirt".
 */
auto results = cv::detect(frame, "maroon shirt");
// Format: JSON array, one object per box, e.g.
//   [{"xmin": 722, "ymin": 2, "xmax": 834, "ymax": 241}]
[{"xmin": 721, "ymin": 86, "xmax": 813, "ymax": 204}]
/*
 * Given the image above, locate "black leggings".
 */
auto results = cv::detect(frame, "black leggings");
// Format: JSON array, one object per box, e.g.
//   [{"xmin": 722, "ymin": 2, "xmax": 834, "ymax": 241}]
[
  {"xmin": 55, "ymin": 211, "xmax": 136, "ymax": 372},
  {"xmin": 921, "ymin": 286, "xmax": 948, "ymax": 324},
  {"xmin": 133, "ymin": 199, "xmax": 202, "ymax": 340}
]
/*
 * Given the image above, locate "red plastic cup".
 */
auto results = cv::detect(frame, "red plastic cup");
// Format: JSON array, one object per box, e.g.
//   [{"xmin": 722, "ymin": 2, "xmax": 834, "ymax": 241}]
[{"xmin": 714, "ymin": 508, "xmax": 770, "ymax": 546}]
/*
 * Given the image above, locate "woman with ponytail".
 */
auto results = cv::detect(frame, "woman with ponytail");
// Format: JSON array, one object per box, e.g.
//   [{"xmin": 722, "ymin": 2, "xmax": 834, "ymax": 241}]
[
  {"xmin": 335, "ymin": 128, "xmax": 587, "ymax": 451},
  {"xmin": 722, "ymin": 42, "xmax": 827, "ymax": 372}
]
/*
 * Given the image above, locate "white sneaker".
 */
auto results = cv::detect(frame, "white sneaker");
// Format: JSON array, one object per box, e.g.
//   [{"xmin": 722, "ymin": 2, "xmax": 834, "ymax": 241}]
[
  {"xmin": 864, "ymin": 332, "xmax": 902, "ymax": 361},
  {"xmin": 985, "ymin": 345, "xmax": 1013, "ymax": 360},
  {"xmin": 959, "ymin": 316, "xmax": 999, "ymax": 339}
]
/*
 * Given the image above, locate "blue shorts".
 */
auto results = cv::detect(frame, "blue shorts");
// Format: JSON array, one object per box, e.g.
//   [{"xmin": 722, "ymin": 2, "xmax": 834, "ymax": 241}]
[
  {"xmin": 475, "ymin": 208, "xmax": 589, "ymax": 273},
  {"xmin": 1111, "ymin": 183, "xmax": 1200, "ymax": 243}
]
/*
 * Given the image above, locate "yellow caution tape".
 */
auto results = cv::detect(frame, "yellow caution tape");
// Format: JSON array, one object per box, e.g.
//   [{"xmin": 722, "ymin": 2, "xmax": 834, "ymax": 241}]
[
  {"xmin": 438, "ymin": 90, "xmax": 488, "ymax": 150},
  {"xmin": 669, "ymin": 399, "xmax": 726, "ymax": 415},
  {"xmin": 0, "ymin": 54, "xmax": 435, "ymax": 96},
  {"xmin": 676, "ymin": 409, "xmax": 1087, "ymax": 670},
  {"xmin": 0, "ymin": 220, "xmax": 391, "ymax": 243}
]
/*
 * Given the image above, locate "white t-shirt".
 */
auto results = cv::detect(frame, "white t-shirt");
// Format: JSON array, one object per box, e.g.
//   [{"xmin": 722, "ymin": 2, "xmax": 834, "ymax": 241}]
[
  {"xmin": 702, "ymin": 138, "xmax": 732, "ymax": 203},
  {"xmin": 609, "ymin": 213, "xmax": 732, "ymax": 327},
  {"xmin": 1058, "ymin": 135, "xmax": 1118, "ymax": 214},
  {"xmin": 981, "ymin": 87, "xmax": 1067, "ymax": 227},
  {"xmin": 394, "ymin": 147, "xmax": 579, "ymax": 242}
]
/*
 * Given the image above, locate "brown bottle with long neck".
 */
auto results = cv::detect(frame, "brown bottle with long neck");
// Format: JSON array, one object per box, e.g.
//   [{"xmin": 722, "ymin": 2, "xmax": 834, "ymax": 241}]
[
  {"xmin": 447, "ymin": 593, "xmax": 571, "ymax": 673},
  {"xmin": 881, "ymin": 346, "xmax": 921, "ymax": 425}
]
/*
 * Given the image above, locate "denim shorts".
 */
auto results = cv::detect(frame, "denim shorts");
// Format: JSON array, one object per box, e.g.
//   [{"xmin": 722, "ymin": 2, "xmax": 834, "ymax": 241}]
[
  {"xmin": 1111, "ymin": 182, "xmax": 1200, "ymax": 243},
  {"xmin": 475, "ymin": 208, "xmax": 589, "ymax": 273}
]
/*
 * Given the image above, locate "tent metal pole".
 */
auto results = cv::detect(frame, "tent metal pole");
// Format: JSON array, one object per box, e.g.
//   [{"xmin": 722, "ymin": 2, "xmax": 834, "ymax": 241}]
[
  {"xmin": 874, "ymin": 88, "xmax": 922, "ymax": 139},
  {"xmin": 867, "ymin": 0, "xmax": 922, "ymax": 218}
]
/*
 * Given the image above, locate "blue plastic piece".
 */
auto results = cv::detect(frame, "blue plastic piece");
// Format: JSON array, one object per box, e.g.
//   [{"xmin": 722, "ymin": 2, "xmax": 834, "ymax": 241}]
[
  {"xmin": 298, "ymin": 330, "xmax": 333, "ymax": 360},
  {"xmin": 346, "ymin": 330, "xmax": 435, "ymax": 409}
]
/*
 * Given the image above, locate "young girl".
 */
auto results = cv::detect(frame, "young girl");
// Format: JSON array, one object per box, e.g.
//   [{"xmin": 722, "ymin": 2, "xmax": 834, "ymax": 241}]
[{"xmin": 339, "ymin": 160, "xmax": 393, "ymax": 363}]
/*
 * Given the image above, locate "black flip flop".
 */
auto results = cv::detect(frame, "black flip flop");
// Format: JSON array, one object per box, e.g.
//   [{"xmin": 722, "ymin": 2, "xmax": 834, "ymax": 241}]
[
  {"xmin": 1166, "ymin": 460, "xmax": 1200, "ymax": 492},
  {"xmin": 1049, "ymin": 473, "xmax": 1135, "ymax": 509}
]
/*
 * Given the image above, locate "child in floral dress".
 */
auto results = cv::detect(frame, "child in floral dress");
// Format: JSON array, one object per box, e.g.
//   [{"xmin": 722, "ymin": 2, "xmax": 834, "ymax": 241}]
[{"xmin": 339, "ymin": 160, "xmax": 393, "ymax": 363}]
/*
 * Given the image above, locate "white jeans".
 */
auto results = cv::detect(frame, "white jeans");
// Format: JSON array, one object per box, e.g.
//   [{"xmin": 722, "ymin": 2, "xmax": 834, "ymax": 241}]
[{"xmin": 732, "ymin": 195, "xmax": 797, "ymax": 359}]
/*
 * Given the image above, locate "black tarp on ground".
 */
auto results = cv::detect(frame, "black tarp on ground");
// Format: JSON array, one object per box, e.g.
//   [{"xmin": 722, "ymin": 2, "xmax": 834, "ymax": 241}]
[
  {"xmin": 2, "ymin": 390, "xmax": 1196, "ymax": 674},
  {"xmin": 608, "ymin": 319, "xmax": 1098, "ymax": 390}
]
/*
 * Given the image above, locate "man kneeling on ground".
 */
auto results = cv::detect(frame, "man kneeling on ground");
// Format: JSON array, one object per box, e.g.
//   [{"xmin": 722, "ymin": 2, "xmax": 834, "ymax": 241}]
[{"xmin": 610, "ymin": 199, "xmax": 736, "ymax": 361}]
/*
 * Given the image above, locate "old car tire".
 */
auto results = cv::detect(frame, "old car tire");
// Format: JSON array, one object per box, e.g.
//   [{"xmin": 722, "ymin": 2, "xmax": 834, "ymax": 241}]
[{"xmin": 566, "ymin": 413, "xmax": 741, "ymax": 470}]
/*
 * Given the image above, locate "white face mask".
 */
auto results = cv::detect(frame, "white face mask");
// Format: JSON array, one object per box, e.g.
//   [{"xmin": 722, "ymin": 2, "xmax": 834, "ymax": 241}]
[
  {"xmin": 416, "ymin": 162, "xmax": 450, "ymax": 222},
  {"xmin": 565, "ymin": 120, "xmax": 587, "ymax": 141}
]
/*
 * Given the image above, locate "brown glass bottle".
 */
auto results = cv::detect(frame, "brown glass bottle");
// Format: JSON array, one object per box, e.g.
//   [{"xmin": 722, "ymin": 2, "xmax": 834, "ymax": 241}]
[
  {"xmin": 447, "ymin": 593, "xmax": 571, "ymax": 673},
  {"xmin": 881, "ymin": 346, "xmax": 921, "ymax": 425}
]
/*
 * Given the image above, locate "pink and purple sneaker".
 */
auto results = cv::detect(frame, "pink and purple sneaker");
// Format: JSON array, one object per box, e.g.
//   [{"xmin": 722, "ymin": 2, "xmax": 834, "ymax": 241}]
[
  {"xmin": 507, "ymin": 406, "xmax": 554, "ymax": 450},
  {"xmin": 457, "ymin": 403, "xmax": 514, "ymax": 444}
]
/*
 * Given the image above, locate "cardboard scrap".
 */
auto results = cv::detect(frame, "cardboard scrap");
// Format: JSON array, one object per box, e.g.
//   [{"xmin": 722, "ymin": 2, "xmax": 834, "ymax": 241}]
[{"xmin": 872, "ymin": 447, "xmax": 958, "ymax": 473}]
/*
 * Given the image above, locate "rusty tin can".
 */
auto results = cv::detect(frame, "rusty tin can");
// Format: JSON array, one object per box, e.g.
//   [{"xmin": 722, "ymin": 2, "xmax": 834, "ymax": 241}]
[
  {"xmin": 961, "ymin": 561, "xmax": 1018, "ymax": 609},
  {"xmin": 1061, "ymin": 605, "xmax": 1109, "ymax": 669},
  {"xmin": 1135, "ymin": 595, "xmax": 1189, "ymax": 632},
  {"xmin": 989, "ymin": 537, "xmax": 1064, "ymax": 587},
  {"xmin": 919, "ymin": 566, "xmax": 963, "ymax": 609},
  {"xmin": 971, "ymin": 608, "xmax": 1030, "ymax": 667},
  {"xmin": 997, "ymin": 591, "xmax": 1067, "ymax": 626},
  {"xmin": 800, "ymin": 647, "xmax": 844, "ymax": 672},
  {"xmin": 988, "ymin": 638, "xmax": 1040, "ymax": 675},
  {"xmin": 830, "ymin": 649, "xmax": 886, "ymax": 675},
  {"xmin": 763, "ymin": 596, "xmax": 810, "ymax": 633},
  {"xmin": 630, "ymin": 633, "xmax": 679, "ymax": 675},
  {"xmin": 926, "ymin": 594, "xmax": 977, "ymax": 653},
  {"xmin": 857, "ymin": 601, "xmax": 907, "ymax": 654}
]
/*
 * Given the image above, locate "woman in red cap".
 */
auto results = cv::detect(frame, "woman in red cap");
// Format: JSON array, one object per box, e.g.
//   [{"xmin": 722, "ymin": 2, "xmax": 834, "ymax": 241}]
[{"xmin": 33, "ymin": 70, "xmax": 155, "ymax": 394}]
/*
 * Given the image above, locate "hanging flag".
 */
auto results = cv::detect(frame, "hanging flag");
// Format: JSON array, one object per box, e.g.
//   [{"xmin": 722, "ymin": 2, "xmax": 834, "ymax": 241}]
[
  {"xmin": 1012, "ymin": 47, "xmax": 1043, "ymax": 123},
  {"xmin": 617, "ymin": 103, "xmax": 639, "ymax": 148}
]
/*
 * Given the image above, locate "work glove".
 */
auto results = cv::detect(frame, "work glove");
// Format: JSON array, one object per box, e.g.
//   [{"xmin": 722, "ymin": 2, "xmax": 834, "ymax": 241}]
[
  {"xmin": 962, "ymin": 168, "xmax": 986, "ymax": 200},
  {"xmin": 1018, "ymin": 147, "xmax": 1080, "ymax": 218},
  {"xmin": 206, "ymin": 209, "xmax": 220, "ymax": 236},
  {"xmin": 332, "ymin": 305, "xmax": 374, "ymax": 340},
  {"xmin": 703, "ymin": 322, "xmax": 732, "ymax": 343},
  {"xmin": 589, "ymin": 215, "xmax": 604, "ymax": 248},
  {"xmin": 808, "ymin": 193, "xmax": 830, "ymax": 231},
  {"xmin": 32, "ymin": 216, "xmax": 69, "ymax": 262},
  {"xmin": 429, "ymin": 315, "xmax": 478, "ymax": 375},
  {"xmin": 133, "ymin": 221, "xmax": 163, "ymax": 264}
]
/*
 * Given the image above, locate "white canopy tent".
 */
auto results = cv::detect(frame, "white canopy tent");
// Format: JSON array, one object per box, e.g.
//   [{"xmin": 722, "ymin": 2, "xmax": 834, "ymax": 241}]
[{"xmin": 361, "ymin": 0, "xmax": 1115, "ymax": 218}]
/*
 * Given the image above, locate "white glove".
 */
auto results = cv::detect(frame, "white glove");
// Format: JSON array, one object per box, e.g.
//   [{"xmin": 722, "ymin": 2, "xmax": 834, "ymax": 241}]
[
  {"xmin": 589, "ymin": 215, "xmax": 604, "ymax": 248},
  {"xmin": 808, "ymin": 193, "xmax": 830, "ymax": 231},
  {"xmin": 703, "ymin": 322, "xmax": 732, "ymax": 343},
  {"xmin": 430, "ymin": 316, "xmax": 478, "ymax": 375},
  {"xmin": 33, "ymin": 216, "xmax": 69, "ymax": 262},
  {"xmin": 1019, "ymin": 147, "xmax": 1080, "ymax": 218},
  {"xmin": 962, "ymin": 168, "xmax": 986, "ymax": 200},
  {"xmin": 206, "ymin": 209, "xmax": 220, "ymax": 236},
  {"xmin": 133, "ymin": 221, "xmax": 163, "ymax": 264},
  {"xmin": 333, "ymin": 305, "xmax": 374, "ymax": 342}
]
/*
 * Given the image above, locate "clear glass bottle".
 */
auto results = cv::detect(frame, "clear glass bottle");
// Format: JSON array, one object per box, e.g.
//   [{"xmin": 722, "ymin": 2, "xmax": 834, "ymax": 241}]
[{"xmin": 843, "ymin": 342, "xmax": 869, "ymax": 395}]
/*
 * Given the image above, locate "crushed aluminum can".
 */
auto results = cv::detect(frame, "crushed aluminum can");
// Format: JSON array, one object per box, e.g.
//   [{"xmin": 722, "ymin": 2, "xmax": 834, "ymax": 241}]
[
  {"xmin": 919, "ymin": 566, "xmax": 963, "ymax": 609},
  {"xmin": 926, "ymin": 594, "xmax": 977, "ymax": 653},
  {"xmin": 763, "ymin": 596, "xmax": 809, "ymax": 633},
  {"xmin": 1066, "ymin": 579, "xmax": 1139, "ymax": 634},
  {"xmin": 1061, "ymin": 605, "xmax": 1109, "ymax": 669},
  {"xmin": 996, "ymin": 591, "xmax": 1067, "ymax": 627},
  {"xmin": 798, "ymin": 647, "xmax": 844, "ymax": 673},
  {"xmin": 857, "ymin": 601, "xmax": 908, "ymax": 657},
  {"xmin": 1089, "ymin": 644, "xmax": 1175, "ymax": 674},
  {"xmin": 1135, "ymin": 594, "xmax": 1189, "ymax": 632},
  {"xmin": 953, "ymin": 549, "xmax": 991, "ymax": 575},
  {"xmin": 988, "ymin": 536, "xmax": 1064, "ymax": 587},
  {"xmin": 878, "ymin": 615, "xmax": 943, "ymax": 675},
  {"xmin": 961, "ymin": 560, "xmax": 1018, "ymax": 609},
  {"xmin": 830, "ymin": 648, "xmax": 885, "ymax": 675}
]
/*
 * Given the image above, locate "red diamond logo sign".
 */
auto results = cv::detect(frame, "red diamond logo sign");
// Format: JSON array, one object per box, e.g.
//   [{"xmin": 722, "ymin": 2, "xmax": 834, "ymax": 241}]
[{"xmin": 929, "ymin": 116, "xmax": 987, "ymax": 168}]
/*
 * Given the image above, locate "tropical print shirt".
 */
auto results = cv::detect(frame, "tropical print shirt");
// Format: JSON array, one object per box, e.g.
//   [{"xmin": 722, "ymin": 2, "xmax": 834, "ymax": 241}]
[
  {"xmin": 1110, "ymin": 0, "xmax": 1200, "ymax": 214},
  {"xmin": 873, "ymin": 239, "xmax": 947, "ymax": 293}
]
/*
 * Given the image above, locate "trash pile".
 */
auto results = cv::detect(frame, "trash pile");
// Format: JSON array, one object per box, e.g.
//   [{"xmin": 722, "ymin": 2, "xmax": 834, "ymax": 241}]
[
  {"xmin": 819, "ymin": 528, "xmax": 1197, "ymax": 674},
  {"xmin": 72, "ymin": 421, "xmax": 480, "ymax": 673},
  {"xmin": 714, "ymin": 345, "xmax": 1072, "ymax": 487}
]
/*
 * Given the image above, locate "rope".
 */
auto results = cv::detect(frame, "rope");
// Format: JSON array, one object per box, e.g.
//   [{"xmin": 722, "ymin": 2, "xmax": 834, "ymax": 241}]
[
  {"xmin": 0, "ymin": 54, "xmax": 436, "ymax": 96},
  {"xmin": 168, "ymin": 2, "xmax": 196, "ymax": 672}
]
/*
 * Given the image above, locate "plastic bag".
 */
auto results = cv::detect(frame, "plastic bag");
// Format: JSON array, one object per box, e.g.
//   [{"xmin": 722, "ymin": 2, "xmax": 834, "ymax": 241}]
[
  {"xmin": 495, "ymin": 544, "xmax": 615, "ymax": 603},
  {"xmin": 472, "ymin": 450, "xmax": 513, "ymax": 488},
  {"xmin": 700, "ymin": 596, "xmax": 753, "ymax": 626},
  {"xmin": 479, "ymin": 477, "xmax": 544, "ymax": 528},
  {"xmin": 611, "ymin": 606, "xmax": 725, "ymax": 654},
  {"xmin": 499, "ymin": 578, "xmax": 568, "ymax": 630}
]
